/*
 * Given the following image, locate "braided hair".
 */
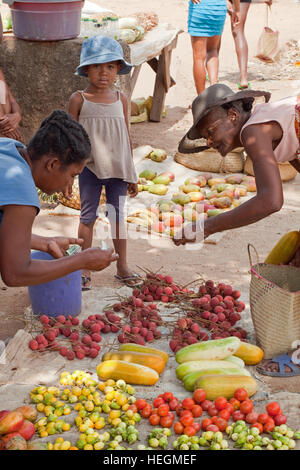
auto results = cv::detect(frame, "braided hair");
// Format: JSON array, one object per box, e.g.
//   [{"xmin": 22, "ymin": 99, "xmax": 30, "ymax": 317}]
[{"xmin": 27, "ymin": 110, "xmax": 91, "ymax": 166}]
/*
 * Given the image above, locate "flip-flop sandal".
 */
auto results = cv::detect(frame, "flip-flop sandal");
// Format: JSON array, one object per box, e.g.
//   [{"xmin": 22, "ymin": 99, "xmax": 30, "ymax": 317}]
[
  {"xmin": 114, "ymin": 273, "xmax": 143, "ymax": 288},
  {"xmin": 238, "ymin": 82, "xmax": 251, "ymax": 90},
  {"xmin": 256, "ymin": 353, "xmax": 300, "ymax": 377},
  {"xmin": 81, "ymin": 275, "xmax": 92, "ymax": 291}
]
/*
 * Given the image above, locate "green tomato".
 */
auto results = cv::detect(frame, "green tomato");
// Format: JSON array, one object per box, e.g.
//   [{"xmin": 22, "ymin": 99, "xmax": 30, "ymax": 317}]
[
  {"xmin": 180, "ymin": 443, "xmax": 190, "ymax": 450},
  {"xmin": 273, "ymin": 440, "xmax": 283, "ymax": 449},
  {"xmin": 288, "ymin": 439, "xmax": 296, "ymax": 449},
  {"xmin": 294, "ymin": 431, "xmax": 300, "ymax": 440},
  {"xmin": 191, "ymin": 444, "xmax": 200, "ymax": 450},
  {"xmin": 163, "ymin": 428, "xmax": 172, "ymax": 437},
  {"xmin": 158, "ymin": 437, "xmax": 168, "ymax": 449},
  {"xmin": 199, "ymin": 437, "xmax": 208, "ymax": 447},
  {"xmin": 149, "ymin": 438, "xmax": 159, "ymax": 448}
]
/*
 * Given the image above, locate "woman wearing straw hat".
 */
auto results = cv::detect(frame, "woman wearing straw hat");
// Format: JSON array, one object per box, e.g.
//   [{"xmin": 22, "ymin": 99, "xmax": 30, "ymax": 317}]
[{"xmin": 174, "ymin": 84, "xmax": 300, "ymax": 254}]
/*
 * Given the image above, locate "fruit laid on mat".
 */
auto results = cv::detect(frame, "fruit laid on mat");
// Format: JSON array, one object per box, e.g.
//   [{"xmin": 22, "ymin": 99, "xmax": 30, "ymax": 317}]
[{"xmin": 128, "ymin": 172, "xmax": 257, "ymax": 236}]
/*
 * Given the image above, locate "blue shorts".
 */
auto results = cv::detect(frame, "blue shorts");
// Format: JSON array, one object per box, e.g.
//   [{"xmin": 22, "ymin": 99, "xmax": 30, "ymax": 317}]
[{"xmin": 79, "ymin": 167, "xmax": 128, "ymax": 225}]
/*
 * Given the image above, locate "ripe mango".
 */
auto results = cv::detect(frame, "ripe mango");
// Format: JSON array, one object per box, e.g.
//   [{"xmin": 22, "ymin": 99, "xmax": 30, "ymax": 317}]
[
  {"xmin": 205, "ymin": 190, "xmax": 218, "ymax": 200},
  {"xmin": 0, "ymin": 411, "xmax": 24, "ymax": 435},
  {"xmin": 153, "ymin": 175, "xmax": 171, "ymax": 185},
  {"xmin": 189, "ymin": 191, "xmax": 205, "ymax": 202},
  {"xmin": 184, "ymin": 176, "xmax": 206, "ymax": 187},
  {"xmin": 148, "ymin": 184, "xmax": 168, "ymax": 196},
  {"xmin": 159, "ymin": 171, "xmax": 175, "ymax": 182},
  {"xmin": 208, "ymin": 178, "xmax": 226, "ymax": 187},
  {"xmin": 150, "ymin": 149, "xmax": 167, "ymax": 162},
  {"xmin": 217, "ymin": 189, "xmax": 234, "ymax": 200},
  {"xmin": 207, "ymin": 209, "xmax": 223, "ymax": 217},
  {"xmin": 213, "ymin": 197, "xmax": 232, "ymax": 209},
  {"xmin": 161, "ymin": 212, "xmax": 183, "ymax": 227},
  {"xmin": 225, "ymin": 174, "xmax": 244, "ymax": 185},
  {"xmin": 14, "ymin": 405, "xmax": 37, "ymax": 423},
  {"xmin": 158, "ymin": 201, "xmax": 175, "ymax": 213},
  {"xmin": 172, "ymin": 193, "xmax": 191, "ymax": 206},
  {"xmin": 18, "ymin": 420, "xmax": 35, "ymax": 441},
  {"xmin": 139, "ymin": 169, "xmax": 157, "ymax": 180},
  {"xmin": 183, "ymin": 207, "xmax": 198, "ymax": 222},
  {"xmin": 179, "ymin": 184, "xmax": 201, "ymax": 194},
  {"xmin": 243, "ymin": 180, "xmax": 257, "ymax": 192},
  {"xmin": 235, "ymin": 185, "xmax": 247, "ymax": 196}
]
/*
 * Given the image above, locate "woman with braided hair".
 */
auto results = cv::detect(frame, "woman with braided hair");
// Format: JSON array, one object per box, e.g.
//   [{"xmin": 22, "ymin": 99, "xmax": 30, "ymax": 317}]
[{"xmin": 0, "ymin": 110, "xmax": 118, "ymax": 287}]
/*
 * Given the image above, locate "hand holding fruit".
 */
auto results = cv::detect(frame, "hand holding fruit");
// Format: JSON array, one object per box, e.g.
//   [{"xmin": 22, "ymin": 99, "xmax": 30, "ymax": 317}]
[{"xmin": 127, "ymin": 183, "xmax": 138, "ymax": 198}]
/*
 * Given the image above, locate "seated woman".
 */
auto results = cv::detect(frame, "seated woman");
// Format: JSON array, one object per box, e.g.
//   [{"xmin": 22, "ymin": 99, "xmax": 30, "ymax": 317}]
[
  {"xmin": 0, "ymin": 68, "xmax": 22, "ymax": 141},
  {"xmin": 0, "ymin": 109, "xmax": 118, "ymax": 287},
  {"xmin": 175, "ymin": 83, "xmax": 300, "ymax": 376}
]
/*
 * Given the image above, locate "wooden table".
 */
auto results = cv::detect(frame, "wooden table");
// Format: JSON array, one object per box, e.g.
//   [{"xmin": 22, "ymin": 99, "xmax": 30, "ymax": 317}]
[{"xmin": 128, "ymin": 24, "xmax": 182, "ymax": 122}]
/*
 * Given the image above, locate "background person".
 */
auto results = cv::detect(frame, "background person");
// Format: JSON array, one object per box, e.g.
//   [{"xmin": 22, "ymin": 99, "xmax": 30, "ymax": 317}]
[
  {"xmin": 188, "ymin": 0, "xmax": 240, "ymax": 95},
  {"xmin": 228, "ymin": 0, "xmax": 273, "ymax": 90},
  {"xmin": 0, "ymin": 110, "xmax": 118, "ymax": 287}
]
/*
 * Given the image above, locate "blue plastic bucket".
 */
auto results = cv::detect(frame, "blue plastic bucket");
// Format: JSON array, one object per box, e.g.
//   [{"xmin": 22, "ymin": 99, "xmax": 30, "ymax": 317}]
[{"xmin": 28, "ymin": 250, "xmax": 82, "ymax": 318}]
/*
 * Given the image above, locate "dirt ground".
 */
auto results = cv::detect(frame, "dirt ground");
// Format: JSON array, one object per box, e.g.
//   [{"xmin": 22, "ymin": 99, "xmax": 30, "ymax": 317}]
[{"xmin": 1, "ymin": 0, "xmax": 300, "ymax": 399}]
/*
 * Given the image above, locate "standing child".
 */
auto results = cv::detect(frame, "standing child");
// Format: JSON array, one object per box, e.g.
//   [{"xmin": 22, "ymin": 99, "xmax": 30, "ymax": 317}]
[{"xmin": 68, "ymin": 35, "xmax": 140, "ymax": 290}]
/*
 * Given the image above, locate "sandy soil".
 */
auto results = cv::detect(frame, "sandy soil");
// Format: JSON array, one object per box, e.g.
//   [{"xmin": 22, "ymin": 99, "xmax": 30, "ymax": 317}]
[{"xmin": 1, "ymin": 0, "xmax": 300, "ymax": 397}]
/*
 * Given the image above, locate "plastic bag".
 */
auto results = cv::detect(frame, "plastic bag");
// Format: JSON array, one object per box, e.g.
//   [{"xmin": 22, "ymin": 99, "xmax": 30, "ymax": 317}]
[{"xmin": 255, "ymin": 5, "xmax": 279, "ymax": 63}]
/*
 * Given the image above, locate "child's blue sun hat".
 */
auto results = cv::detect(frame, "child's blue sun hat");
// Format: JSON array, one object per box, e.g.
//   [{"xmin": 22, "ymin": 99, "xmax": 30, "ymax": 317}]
[{"xmin": 75, "ymin": 35, "xmax": 132, "ymax": 77}]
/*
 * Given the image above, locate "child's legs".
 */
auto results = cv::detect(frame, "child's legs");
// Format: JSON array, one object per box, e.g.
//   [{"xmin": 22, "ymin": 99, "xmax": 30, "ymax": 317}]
[
  {"xmin": 231, "ymin": 3, "xmax": 250, "ymax": 85},
  {"xmin": 78, "ymin": 167, "xmax": 103, "ymax": 275},
  {"xmin": 104, "ymin": 179, "xmax": 130, "ymax": 277},
  {"xmin": 206, "ymin": 35, "xmax": 222, "ymax": 85},
  {"xmin": 190, "ymin": 36, "xmax": 208, "ymax": 95}
]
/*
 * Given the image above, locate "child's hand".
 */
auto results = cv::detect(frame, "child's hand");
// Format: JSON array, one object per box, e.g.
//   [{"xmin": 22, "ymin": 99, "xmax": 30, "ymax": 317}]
[
  {"xmin": 127, "ymin": 183, "xmax": 138, "ymax": 198},
  {"xmin": 0, "ymin": 113, "xmax": 21, "ymax": 132}
]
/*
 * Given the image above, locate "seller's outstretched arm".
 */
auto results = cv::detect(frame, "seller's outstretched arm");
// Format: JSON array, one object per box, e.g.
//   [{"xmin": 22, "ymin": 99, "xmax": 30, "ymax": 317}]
[{"xmin": 0, "ymin": 206, "xmax": 118, "ymax": 287}]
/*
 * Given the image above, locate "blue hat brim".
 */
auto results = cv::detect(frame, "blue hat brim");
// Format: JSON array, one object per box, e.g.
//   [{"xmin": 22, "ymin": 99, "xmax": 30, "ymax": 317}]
[{"xmin": 75, "ymin": 53, "xmax": 132, "ymax": 77}]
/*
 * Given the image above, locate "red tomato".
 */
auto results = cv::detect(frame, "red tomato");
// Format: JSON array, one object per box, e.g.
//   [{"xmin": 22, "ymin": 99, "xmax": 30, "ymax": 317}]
[
  {"xmin": 180, "ymin": 414, "xmax": 194, "ymax": 427},
  {"xmin": 184, "ymin": 425, "xmax": 197, "ymax": 437},
  {"xmin": 240, "ymin": 400, "xmax": 254, "ymax": 414},
  {"xmin": 151, "ymin": 408, "xmax": 159, "ymax": 416},
  {"xmin": 192, "ymin": 422, "xmax": 201, "ymax": 432},
  {"xmin": 160, "ymin": 415, "xmax": 173, "ymax": 428},
  {"xmin": 180, "ymin": 409, "xmax": 193, "ymax": 418},
  {"xmin": 218, "ymin": 409, "xmax": 231, "ymax": 421},
  {"xmin": 225, "ymin": 403, "xmax": 234, "ymax": 416},
  {"xmin": 135, "ymin": 399, "xmax": 147, "ymax": 410},
  {"xmin": 234, "ymin": 388, "xmax": 249, "ymax": 402},
  {"xmin": 257, "ymin": 413, "xmax": 269, "ymax": 424},
  {"xmin": 201, "ymin": 418, "xmax": 212, "ymax": 430},
  {"xmin": 245, "ymin": 411, "xmax": 259, "ymax": 424},
  {"xmin": 174, "ymin": 421, "xmax": 184, "ymax": 435},
  {"xmin": 158, "ymin": 404, "xmax": 170, "ymax": 417},
  {"xmin": 251, "ymin": 422, "xmax": 263, "ymax": 434},
  {"xmin": 207, "ymin": 405, "xmax": 218, "ymax": 417},
  {"xmin": 214, "ymin": 396, "xmax": 228, "ymax": 411},
  {"xmin": 193, "ymin": 389, "xmax": 207, "ymax": 404},
  {"xmin": 149, "ymin": 414, "xmax": 160, "ymax": 426},
  {"xmin": 201, "ymin": 400, "xmax": 213, "ymax": 411},
  {"xmin": 181, "ymin": 398, "xmax": 196, "ymax": 410},
  {"xmin": 274, "ymin": 414, "xmax": 287, "ymax": 426},
  {"xmin": 163, "ymin": 392, "xmax": 174, "ymax": 403},
  {"xmin": 153, "ymin": 397, "xmax": 165, "ymax": 408},
  {"xmin": 232, "ymin": 410, "xmax": 246, "ymax": 422},
  {"xmin": 211, "ymin": 416, "xmax": 218, "ymax": 424},
  {"xmin": 266, "ymin": 401, "xmax": 281, "ymax": 417},
  {"xmin": 263, "ymin": 418, "xmax": 275, "ymax": 433},
  {"xmin": 175, "ymin": 405, "xmax": 183, "ymax": 416},
  {"xmin": 215, "ymin": 417, "xmax": 228, "ymax": 432},
  {"xmin": 141, "ymin": 404, "xmax": 152, "ymax": 418},
  {"xmin": 191, "ymin": 405, "xmax": 203, "ymax": 418},
  {"xmin": 229, "ymin": 398, "xmax": 240, "ymax": 410},
  {"xmin": 169, "ymin": 398, "xmax": 179, "ymax": 411},
  {"xmin": 206, "ymin": 424, "xmax": 220, "ymax": 433}
]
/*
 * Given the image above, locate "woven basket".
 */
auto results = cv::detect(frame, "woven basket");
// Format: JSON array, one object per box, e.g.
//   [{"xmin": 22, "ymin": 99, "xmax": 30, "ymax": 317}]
[
  {"xmin": 174, "ymin": 147, "xmax": 245, "ymax": 173},
  {"xmin": 244, "ymin": 156, "xmax": 297, "ymax": 182},
  {"xmin": 57, "ymin": 178, "xmax": 106, "ymax": 211},
  {"xmin": 248, "ymin": 245, "xmax": 300, "ymax": 358}
]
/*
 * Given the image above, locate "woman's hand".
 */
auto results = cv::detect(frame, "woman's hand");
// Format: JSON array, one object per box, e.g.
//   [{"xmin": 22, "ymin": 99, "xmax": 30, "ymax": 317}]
[
  {"xmin": 46, "ymin": 237, "xmax": 84, "ymax": 258},
  {"xmin": 83, "ymin": 247, "xmax": 118, "ymax": 271},
  {"xmin": 0, "ymin": 113, "xmax": 21, "ymax": 132},
  {"xmin": 127, "ymin": 183, "xmax": 138, "ymax": 198}
]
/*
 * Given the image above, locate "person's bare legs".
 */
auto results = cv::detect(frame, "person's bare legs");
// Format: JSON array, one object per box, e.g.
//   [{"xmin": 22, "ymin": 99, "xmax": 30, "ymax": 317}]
[
  {"xmin": 78, "ymin": 220, "xmax": 95, "ymax": 287},
  {"xmin": 231, "ymin": 3, "xmax": 251, "ymax": 88},
  {"xmin": 206, "ymin": 35, "xmax": 222, "ymax": 85},
  {"xmin": 191, "ymin": 36, "xmax": 208, "ymax": 94}
]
